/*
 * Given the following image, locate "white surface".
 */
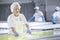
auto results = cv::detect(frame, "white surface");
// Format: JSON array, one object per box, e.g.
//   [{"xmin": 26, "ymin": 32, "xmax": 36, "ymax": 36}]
[
  {"xmin": 0, "ymin": 22, "xmax": 60, "ymax": 34},
  {"xmin": 0, "ymin": 23, "xmax": 8, "ymax": 28},
  {"xmin": 30, "ymin": 24, "xmax": 60, "ymax": 29},
  {"xmin": 29, "ymin": 22, "xmax": 60, "ymax": 29},
  {"xmin": 0, "ymin": 30, "xmax": 8, "ymax": 34},
  {"xmin": 29, "ymin": 22, "xmax": 52, "ymax": 26},
  {"xmin": 0, "ymin": 23, "xmax": 8, "ymax": 34},
  {"xmin": 53, "ymin": 29, "xmax": 60, "ymax": 35},
  {"xmin": 0, "ymin": 22, "xmax": 60, "ymax": 29}
]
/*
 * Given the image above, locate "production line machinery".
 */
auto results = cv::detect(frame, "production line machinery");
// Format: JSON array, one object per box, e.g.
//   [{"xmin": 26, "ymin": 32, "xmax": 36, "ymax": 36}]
[{"xmin": 0, "ymin": 22, "xmax": 60, "ymax": 40}]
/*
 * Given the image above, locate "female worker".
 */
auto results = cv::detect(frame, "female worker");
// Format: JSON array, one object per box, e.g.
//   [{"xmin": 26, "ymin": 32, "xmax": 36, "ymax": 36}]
[
  {"xmin": 52, "ymin": 6, "xmax": 60, "ymax": 24},
  {"xmin": 28, "ymin": 6, "xmax": 45, "ymax": 22},
  {"xmin": 7, "ymin": 2, "xmax": 31, "ymax": 38}
]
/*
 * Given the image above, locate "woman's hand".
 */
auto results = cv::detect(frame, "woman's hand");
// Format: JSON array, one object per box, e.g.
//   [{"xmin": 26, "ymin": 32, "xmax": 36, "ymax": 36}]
[
  {"xmin": 11, "ymin": 27, "xmax": 19, "ymax": 37},
  {"xmin": 27, "ymin": 29, "xmax": 31, "ymax": 34},
  {"xmin": 14, "ymin": 32, "xmax": 19, "ymax": 37},
  {"xmin": 25, "ymin": 23, "xmax": 31, "ymax": 34}
]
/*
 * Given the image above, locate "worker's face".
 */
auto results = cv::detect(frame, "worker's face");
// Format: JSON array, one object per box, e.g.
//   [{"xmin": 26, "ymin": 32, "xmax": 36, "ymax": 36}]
[
  {"xmin": 35, "ymin": 9, "xmax": 39, "ymax": 13},
  {"xmin": 55, "ymin": 9, "xmax": 58, "ymax": 12},
  {"xmin": 13, "ymin": 5, "xmax": 20, "ymax": 16}
]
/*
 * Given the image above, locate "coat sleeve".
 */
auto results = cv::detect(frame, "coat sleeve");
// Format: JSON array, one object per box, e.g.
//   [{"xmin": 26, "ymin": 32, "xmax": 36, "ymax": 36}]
[
  {"xmin": 7, "ymin": 15, "xmax": 14, "ymax": 28},
  {"xmin": 20, "ymin": 14, "xmax": 28, "ymax": 23}
]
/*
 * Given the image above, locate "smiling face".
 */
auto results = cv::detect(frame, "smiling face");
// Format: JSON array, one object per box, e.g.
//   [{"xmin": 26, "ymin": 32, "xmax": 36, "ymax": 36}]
[{"xmin": 13, "ymin": 5, "xmax": 20, "ymax": 16}]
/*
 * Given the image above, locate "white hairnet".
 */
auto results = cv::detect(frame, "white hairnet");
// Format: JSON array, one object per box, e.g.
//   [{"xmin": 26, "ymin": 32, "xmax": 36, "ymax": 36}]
[
  {"xmin": 34, "ymin": 6, "xmax": 39, "ymax": 9},
  {"xmin": 10, "ymin": 2, "xmax": 21, "ymax": 12},
  {"xmin": 55, "ymin": 6, "xmax": 60, "ymax": 11}
]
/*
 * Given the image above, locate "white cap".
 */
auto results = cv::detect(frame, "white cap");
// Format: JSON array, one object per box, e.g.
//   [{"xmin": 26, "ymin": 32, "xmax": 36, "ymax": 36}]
[
  {"xmin": 55, "ymin": 6, "xmax": 60, "ymax": 11},
  {"xmin": 10, "ymin": 2, "xmax": 21, "ymax": 12},
  {"xmin": 34, "ymin": 6, "xmax": 39, "ymax": 9}
]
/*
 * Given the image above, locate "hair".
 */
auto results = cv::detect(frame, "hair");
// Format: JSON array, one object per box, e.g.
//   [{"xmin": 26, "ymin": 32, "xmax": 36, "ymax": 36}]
[{"xmin": 10, "ymin": 2, "xmax": 21, "ymax": 12}]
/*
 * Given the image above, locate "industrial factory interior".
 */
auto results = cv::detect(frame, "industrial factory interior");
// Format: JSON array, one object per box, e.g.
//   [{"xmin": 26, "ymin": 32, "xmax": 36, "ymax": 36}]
[{"xmin": 0, "ymin": 0, "xmax": 60, "ymax": 40}]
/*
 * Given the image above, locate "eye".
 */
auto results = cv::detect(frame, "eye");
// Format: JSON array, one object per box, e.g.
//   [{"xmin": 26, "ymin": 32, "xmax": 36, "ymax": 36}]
[{"xmin": 14, "ymin": 8, "xmax": 19, "ymax": 11}]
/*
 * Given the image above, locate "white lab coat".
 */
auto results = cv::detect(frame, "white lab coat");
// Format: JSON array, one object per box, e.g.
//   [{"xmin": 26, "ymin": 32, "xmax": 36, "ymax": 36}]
[
  {"xmin": 34, "ymin": 11, "xmax": 44, "ymax": 22},
  {"xmin": 7, "ymin": 13, "xmax": 27, "ymax": 34},
  {"xmin": 53, "ymin": 11, "xmax": 60, "ymax": 24}
]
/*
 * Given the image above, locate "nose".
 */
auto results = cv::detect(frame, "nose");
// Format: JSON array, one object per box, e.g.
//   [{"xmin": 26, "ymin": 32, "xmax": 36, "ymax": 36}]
[{"xmin": 16, "ymin": 9, "xmax": 19, "ymax": 12}]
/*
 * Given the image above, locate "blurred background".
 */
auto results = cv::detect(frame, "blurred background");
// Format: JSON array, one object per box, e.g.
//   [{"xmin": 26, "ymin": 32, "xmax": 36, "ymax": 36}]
[
  {"xmin": 0, "ymin": 0, "xmax": 60, "ymax": 40},
  {"xmin": 0, "ymin": 0, "xmax": 60, "ymax": 22}
]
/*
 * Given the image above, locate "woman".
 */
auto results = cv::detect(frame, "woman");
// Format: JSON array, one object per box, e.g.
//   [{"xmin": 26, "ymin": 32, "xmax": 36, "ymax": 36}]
[
  {"xmin": 7, "ymin": 2, "xmax": 31, "ymax": 38},
  {"xmin": 52, "ymin": 6, "xmax": 60, "ymax": 24},
  {"xmin": 28, "ymin": 6, "xmax": 45, "ymax": 22}
]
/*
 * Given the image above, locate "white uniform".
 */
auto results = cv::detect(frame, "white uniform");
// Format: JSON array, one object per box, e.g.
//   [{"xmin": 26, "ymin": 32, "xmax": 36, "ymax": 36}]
[
  {"xmin": 7, "ymin": 13, "xmax": 27, "ymax": 34},
  {"xmin": 34, "ymin": 11, "xmax": 44, "ymax": 22},
  {"xmin": 53, "ymin": 11, "xmax": 60, "ymax": 24}
]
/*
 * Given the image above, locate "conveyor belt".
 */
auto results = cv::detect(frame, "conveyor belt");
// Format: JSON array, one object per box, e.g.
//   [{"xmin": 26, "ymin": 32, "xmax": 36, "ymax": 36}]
[
  {"xmin": 0, "ymin": 22, "xmax": 60, "ymax": 40},
  {"xmin": 27, "ymin": 35, "xmax": 60, "ymax": 40}
]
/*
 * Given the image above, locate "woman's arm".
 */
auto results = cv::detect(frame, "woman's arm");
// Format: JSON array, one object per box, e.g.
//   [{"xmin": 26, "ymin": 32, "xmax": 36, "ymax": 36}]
[
  {"xmin": 7, "ymin": 15, "xmax": 19, "ymax": 37},
  {"xmin": 11, "ymin": 27, "xmax": 16, "ymax": 33},
  {"xmin": 21, "ymin": 14, "xmax": 31, "ymax": 34}
]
